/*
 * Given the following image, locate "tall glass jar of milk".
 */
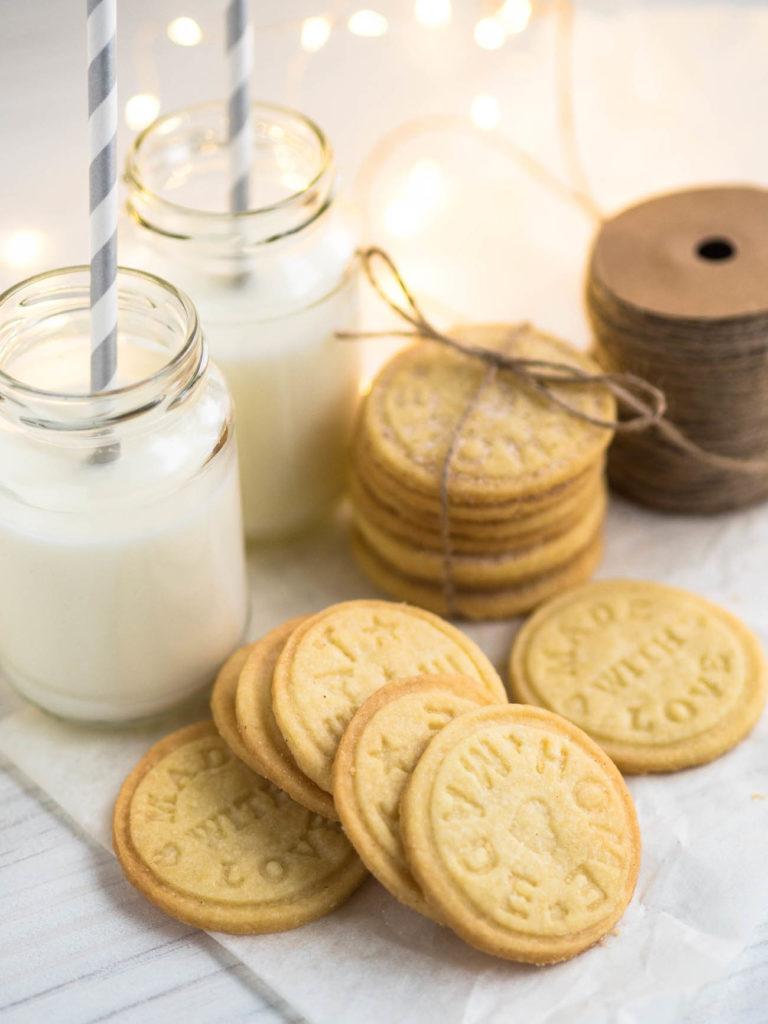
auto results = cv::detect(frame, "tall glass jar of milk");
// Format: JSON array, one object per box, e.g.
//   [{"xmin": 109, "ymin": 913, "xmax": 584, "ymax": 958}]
[
  {"xmin": 122, "ymin": 102, "xmax": 360, "ymax": 540},
  {"xmin": 0, "ymin": 266, "xmax": 249, "ymax": 722}
]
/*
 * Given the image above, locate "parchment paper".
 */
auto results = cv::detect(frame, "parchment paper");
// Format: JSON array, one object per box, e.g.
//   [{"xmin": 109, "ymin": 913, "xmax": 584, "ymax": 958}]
[{"xmin": 1, "ymin": 497, "xmax": 768, "ymax": 1024}]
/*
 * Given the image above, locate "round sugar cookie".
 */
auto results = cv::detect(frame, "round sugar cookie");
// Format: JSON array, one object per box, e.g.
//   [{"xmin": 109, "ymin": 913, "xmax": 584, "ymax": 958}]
[
  {"xmin": 354, "ymin": 489, "xmax": 605, "ymax": 588},
  {"xmin": 211, "ymin": 645, "xmax": 264, "ymax": 774},
  {"xmin": 509, "ymin": 579, "xmax": 768, "ymax": 772},
  {"xmin": 352, "ymin": 428, "xmax": 601, "ymax": 522},
  {"xmin": 333, "ymin": 676, "xmax": 493, "ymax": 916},
  {"xmin": 361, "ymin": 325, "xmax": 615, "ymax": 505},
  {"xmin": 351, "ymin": 531, "xmax": 603, "ymax": 621},
  {"xmin": 400, "ymin": 705, "xmax": 640, "ymax": 964},
  {"xmin": 113, "ymin": 722, "xmax": 366, "ymax": 934},
  {"xmin": 349, "ymin": 465, "xmax": 605, "ymax": 553},
  {"xmin": 235, "ymin": 619, "xmax": 337, "ymax": 820},
  {"xmin": 272, "ymin": 600, "xmax": 507, "ymax": 792}
]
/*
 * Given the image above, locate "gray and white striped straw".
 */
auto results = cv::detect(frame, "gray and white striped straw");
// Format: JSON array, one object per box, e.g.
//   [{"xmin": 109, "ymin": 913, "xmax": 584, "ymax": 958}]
[
  {"xmin": 226, "ymin": 0, "xmax": 253, "ymax": 213},
  {"xmin": 87, "ymin": 0, "xmax": 118, "ymax": 392}
]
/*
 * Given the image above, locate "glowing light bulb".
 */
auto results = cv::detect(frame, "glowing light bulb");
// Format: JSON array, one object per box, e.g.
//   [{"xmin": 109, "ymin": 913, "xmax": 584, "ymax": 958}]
[
  {"xmin": 384, "ymin": 198, "xmax": 421, "ymax": 238},
  {"xmin": 408, "ymin": 160, "xmax": 445, "ymax": 203},
  {"xmin": 125, "ymin": 94, "xmax": 161, "ymax": 132},
  {"xmin": 414, "ymin": 0, "xmax": 452, "ymax": 28},
  {"xmin": 348, "ymin": 9, "xmax": 388, "ymax": 37},
  {"xmin": 470, "ymin": 94, "xmax": 501, "ymax": 131},
  {"xmin": 166, "ymin": 16, "xmax": 203, "ymax": 46},
  {"xmin": 498, "ymin": 0, "xmax": 532, "ymax": 34},
  {"xmin": 301, "ymin": 16, "xmax": 332, "ymax": 52},
  {"xmin": 384, "ymin": 160, "xmax": 446, "ymax": 238},
  {"xmin": 2, "ymin": 229, "xmax": 45, "ymax": 268},
  {"xmin": 473, "ymin": 16, "xmax": 506, "ymax": 50}
]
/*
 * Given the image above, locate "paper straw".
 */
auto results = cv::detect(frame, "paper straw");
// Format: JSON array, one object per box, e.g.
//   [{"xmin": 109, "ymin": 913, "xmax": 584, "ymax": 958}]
[
  {"xmin": 87, "ymin": 0, "xmax": 118, "ymax": 392},
  {"xmin": 226, "ymin": 0, "xmax": 253, "ymax": 213}
]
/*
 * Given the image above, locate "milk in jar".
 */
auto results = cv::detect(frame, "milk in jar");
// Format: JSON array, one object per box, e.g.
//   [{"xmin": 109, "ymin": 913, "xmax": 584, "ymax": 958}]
[
  {"xmin": 0, "ymin": 267, "xmax": 249, "ymax": 721},
  {"xmin": 123, "ymin": 103, "xmax": 361, "ymax": 540}
]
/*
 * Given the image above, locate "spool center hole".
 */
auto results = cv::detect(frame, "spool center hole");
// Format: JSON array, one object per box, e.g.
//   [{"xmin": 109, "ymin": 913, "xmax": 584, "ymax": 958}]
[{"xmin": 696, "ymin": 237, "xmax": 736, "ymax": 261}]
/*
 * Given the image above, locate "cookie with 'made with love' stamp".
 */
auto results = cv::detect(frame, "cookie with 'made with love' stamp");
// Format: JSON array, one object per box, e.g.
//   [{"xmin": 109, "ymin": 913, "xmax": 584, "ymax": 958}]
[{"xmin": 509, "ymin": 579, "xmax": 767, "ymax": 772}]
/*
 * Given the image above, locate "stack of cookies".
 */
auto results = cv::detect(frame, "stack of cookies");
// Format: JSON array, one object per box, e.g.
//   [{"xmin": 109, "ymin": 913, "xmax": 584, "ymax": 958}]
[
  {"xmin": 349, "ymin": 323, "xmax": 615, "ymax": 619},
  {"xmin": 112, "ymin": 597, "xmax": 642, "ymax": 964}
]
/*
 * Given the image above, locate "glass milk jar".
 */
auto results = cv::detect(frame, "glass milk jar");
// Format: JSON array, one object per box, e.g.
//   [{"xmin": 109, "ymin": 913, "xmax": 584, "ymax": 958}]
[
  {"xmin": 0, "ymin": 267, "xmax": 249, "ymax": 722},
  {"xmin": 123, "ymin": 102, "xmax": 360, "ymax": 540}
]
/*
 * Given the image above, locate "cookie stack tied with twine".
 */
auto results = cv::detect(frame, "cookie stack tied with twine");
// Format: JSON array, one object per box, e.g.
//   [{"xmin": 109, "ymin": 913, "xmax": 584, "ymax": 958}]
[{"xmin": 346, "ymin": 252, "xmax": 634, "ymax": 620}]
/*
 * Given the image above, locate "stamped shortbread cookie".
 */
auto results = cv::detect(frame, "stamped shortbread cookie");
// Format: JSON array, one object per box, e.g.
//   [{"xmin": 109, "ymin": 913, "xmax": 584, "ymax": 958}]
[
  {"xmin": 211, "ymin": 645, "xmax": 265, "ymax": 775},
  {"xmin": 235, "ymin": 619, "xmax": 337, "ymax": 820},
  {"xmin": 352, "ymin": 531, "xmax": 603, "ymax": 621},
  {"xmin": 352, "ymin": 427, "xmax": 602, "ymax": 522},
  {"xmin": 509, "ymin": 579, "xmax": 768, "ymax": 772},
  {"xmin": 349, "ymin": 466, "xmax": 604, "ymax": 553},
  {"xmin": 113, "ymin": 722, "xmax": 366, "ymax": 933},
  {"xmin": 272, "ymin": 600, "xmax": 506, "ymax": 792},
  {"xmin": 333, "ymin": 676, "xmax": 492, "ymax": 916},
  {"xmin": 355, "ymin": 489, "xmax": 605, "ymax": 588},
  {"xmin": 361, "ymin": 325, "xmax": 615, "ymax": 504},
  {"xmin": 400, "ymin": 705, "xmax": 640, "ymax": 963}
]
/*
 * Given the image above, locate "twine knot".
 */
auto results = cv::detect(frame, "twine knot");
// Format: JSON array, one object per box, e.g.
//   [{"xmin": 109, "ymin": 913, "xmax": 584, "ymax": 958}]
[{"xmin": 339, "ymin": 247, "xmax": 669, "ymax": 436}]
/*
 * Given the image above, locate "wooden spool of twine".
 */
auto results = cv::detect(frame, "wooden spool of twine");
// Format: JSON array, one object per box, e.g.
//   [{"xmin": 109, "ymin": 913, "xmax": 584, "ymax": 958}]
[{"xmin": 588, "ymin": 186, "xmax": 768, "ymax": 514}]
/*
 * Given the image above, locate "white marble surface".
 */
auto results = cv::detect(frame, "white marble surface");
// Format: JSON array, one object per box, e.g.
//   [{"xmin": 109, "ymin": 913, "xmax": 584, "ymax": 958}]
[{"xmin": 3, "ymin": 0, "xmax": 768, "ymax": 1021}]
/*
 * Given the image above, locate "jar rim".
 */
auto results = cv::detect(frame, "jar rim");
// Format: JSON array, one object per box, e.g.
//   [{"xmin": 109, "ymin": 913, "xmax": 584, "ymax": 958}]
[
  {"xmin": 126, "ymin": 100, "xmax": 333, "ymax": 223},
  {"xmin": 0, "ymin": 264, "xmax": 201, "ymax": 407}
]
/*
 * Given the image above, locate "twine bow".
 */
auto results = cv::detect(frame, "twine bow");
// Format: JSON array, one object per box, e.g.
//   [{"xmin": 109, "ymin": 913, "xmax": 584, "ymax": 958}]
[
  {"xmin": 338, "ymin": 247, "xmax": 671, "ymax": 435},
  {"xmin": 340, "ymin": 248, "xmax": 768, "ymax": 616},
  {"xmin": 339, "ymin": 248, "xmax": 768, "ymax": 477}
]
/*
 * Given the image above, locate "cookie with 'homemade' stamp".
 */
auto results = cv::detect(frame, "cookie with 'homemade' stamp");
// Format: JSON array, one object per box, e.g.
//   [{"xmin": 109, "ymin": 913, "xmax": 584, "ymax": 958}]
[
  {"xmin": 113, "ymin": 722, "xmax": 366, "ymax": 934},
  {"xmin": 400, "ymin": 705, "xmax": 641, "ymax": 964},
  {"xmin": 509, "ymin": 579, "xmax": 768, "ymax": 772},
  {"xmin": 333, "ymin": 675, "xmax": 494, "ymax": 917}
]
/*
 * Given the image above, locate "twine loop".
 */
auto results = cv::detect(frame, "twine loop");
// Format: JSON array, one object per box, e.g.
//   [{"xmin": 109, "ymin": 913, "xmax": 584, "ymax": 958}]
[
  {"xmin": 341, "ymin": 248, "xmax": 768, "ymax": 477},
  {"xmin": 339, "ymin": 248, "xmax": 672, "ymax": 436}
]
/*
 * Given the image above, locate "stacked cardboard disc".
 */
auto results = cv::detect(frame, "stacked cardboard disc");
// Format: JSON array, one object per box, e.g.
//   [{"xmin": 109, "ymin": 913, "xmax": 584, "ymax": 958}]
[{"xmin": 349, "ymin": 323, "xmax": 615, "ymax": 619}]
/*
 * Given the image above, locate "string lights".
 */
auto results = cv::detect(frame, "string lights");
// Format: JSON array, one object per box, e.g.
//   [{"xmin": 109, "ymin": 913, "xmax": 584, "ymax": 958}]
[
  {"xmin": 1, "ymin": 229, "xmax": 45, "ymax": 269},
  {"xmin": 414, "ymin": 0, "xmax": 453, "ymax": 28},
  {"xmin": 116, "ymin": 1, "xmax": 536, "ymax": 245},
  {"xmin": 124, "ymin": 93, "xmax": 161, "ymax": 131},
  {"xmin": 473, "ymin": 16, "xmax": 507, "ymax": 50},
  {"xmin": 470, "ymin": 94, "xmax": 502, "ymax": 131},
  {"xmin": 300, "ymin": 15, "xmax": 333, "ymax": 51},
  {"xmin": 166, "ymin": 16, "xmax": 203, "ymax": 46},
  {"xmin": 384, "ymin": 159, "xmax": 447, "ymax": 238},
  {"xmin": 124, "ymin": 3, "xmax": 535, "ymax": 131},
  {"xmin": 498, "ymin": 0, "xmax": 532, "ymax": 34},
  {"xmin": 347, "ymin": 10, "xmax": 389, "ymax": 37}
]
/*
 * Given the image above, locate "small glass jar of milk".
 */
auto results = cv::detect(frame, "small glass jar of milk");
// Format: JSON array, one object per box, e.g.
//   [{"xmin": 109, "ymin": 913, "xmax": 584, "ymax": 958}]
[
  {"xmin": 122, "ymin": 102, "xmax": 360, "ymax": 540},
  {"xmin": 0, "ymin": 266, "xmax": 249, "ymax": 722}
]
